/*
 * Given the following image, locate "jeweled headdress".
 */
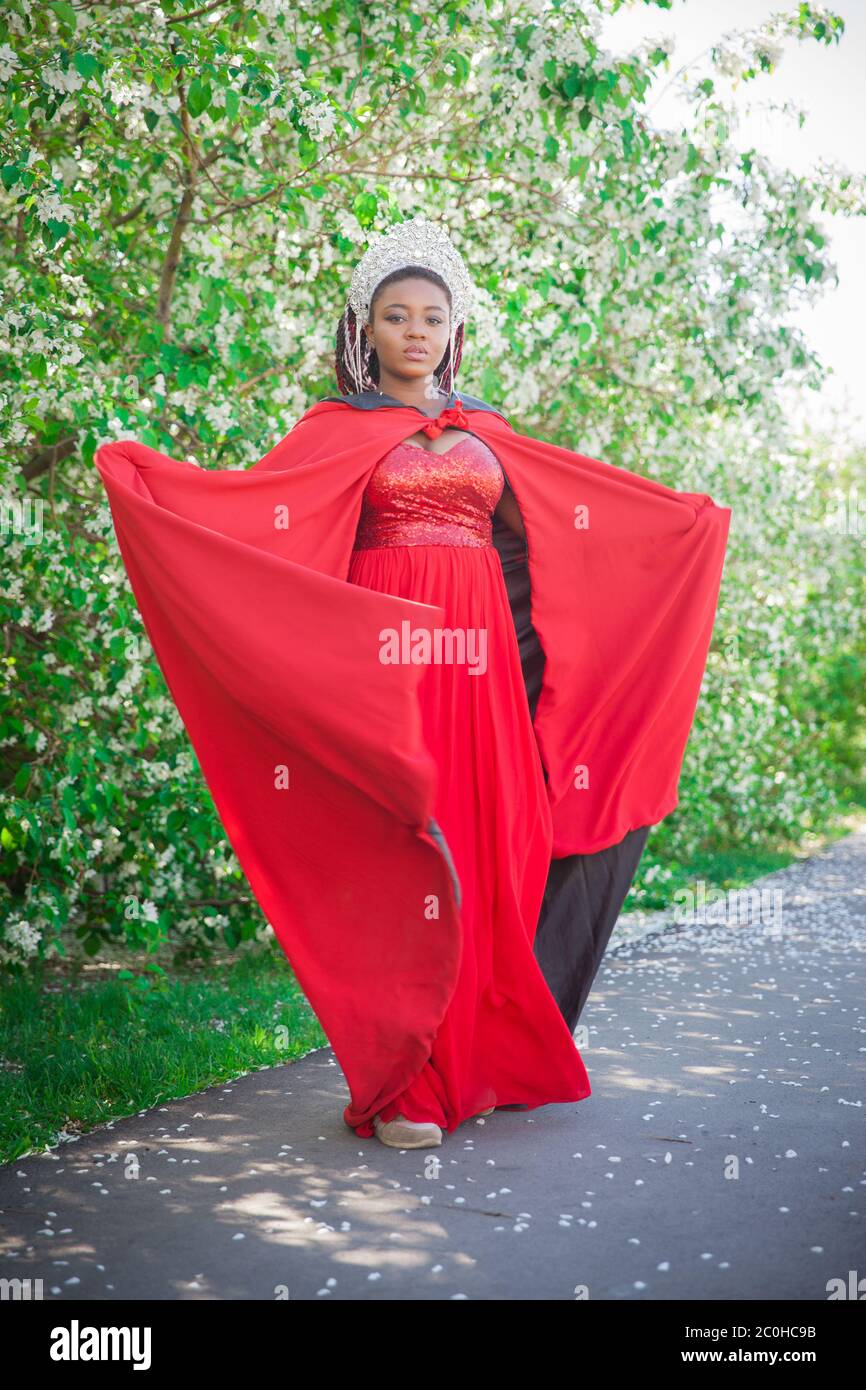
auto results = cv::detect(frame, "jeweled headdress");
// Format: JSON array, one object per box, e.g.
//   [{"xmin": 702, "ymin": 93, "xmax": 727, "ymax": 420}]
[{"xmin": 338, "ymin": 215, "xmax": 475, "ymax": 396}]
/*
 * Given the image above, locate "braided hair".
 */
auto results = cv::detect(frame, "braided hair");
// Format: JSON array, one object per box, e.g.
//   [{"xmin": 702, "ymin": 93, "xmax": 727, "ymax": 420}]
[{"xmin": 335, "ymin": 264, "xmax": 465, "ymax": 396}]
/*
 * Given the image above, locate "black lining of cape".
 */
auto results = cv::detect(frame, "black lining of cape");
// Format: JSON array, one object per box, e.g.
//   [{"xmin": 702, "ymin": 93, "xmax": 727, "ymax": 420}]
[
  {"xmin": 319, "ymin": 387, "xmax": 504, "ymax": 419},
  {"xmin": 323, "ymin": 387, "xmax": 650, "ymax": 1031}
]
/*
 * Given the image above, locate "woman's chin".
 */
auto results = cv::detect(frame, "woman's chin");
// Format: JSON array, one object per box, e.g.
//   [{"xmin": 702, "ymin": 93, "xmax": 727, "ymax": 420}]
[{"xmin": 385, "ymin": 360, "xmax": 438, "ymax": 384}]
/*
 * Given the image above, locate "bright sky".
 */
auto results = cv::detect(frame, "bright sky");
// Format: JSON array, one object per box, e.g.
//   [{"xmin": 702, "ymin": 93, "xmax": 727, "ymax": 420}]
[{"xmin": 599, "ymin": 0, "xmax": 866, "ymax": 445}]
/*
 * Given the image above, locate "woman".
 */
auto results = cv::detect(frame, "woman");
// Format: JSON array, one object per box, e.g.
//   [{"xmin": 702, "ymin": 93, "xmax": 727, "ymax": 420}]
[
  {"xmin": 337, "ymin": 249, "xmax": 594, "ymax": 1148},
  {"xmin": 95, "ymin": 217, "xmax": 731, "ymax": 1154}
]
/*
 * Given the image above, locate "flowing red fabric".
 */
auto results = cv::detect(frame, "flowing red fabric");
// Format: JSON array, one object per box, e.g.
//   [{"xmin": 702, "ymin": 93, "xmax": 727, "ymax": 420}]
[
  {"xmin": 346, "ymin": 429, "xmax": 590, "ymax": 1133},
  {"xmin": 94, "ymin": 396, "xmax": 731, "ymax": 1135}
]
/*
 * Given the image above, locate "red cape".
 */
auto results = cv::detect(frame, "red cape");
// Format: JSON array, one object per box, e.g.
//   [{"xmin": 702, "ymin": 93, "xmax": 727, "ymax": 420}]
[{"xmin": 95, "ymin": 393, "xmax": 731, "ymax": 1131}]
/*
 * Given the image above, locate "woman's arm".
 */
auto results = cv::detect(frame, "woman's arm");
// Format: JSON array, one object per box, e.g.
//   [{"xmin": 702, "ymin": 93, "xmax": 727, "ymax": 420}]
[{"xmin": 494, "ymin": 483, "xmax": 526, "ymax": 540}]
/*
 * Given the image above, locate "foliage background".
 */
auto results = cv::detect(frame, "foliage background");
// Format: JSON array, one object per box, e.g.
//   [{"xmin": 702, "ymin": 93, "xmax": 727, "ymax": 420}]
[{"xmin": 1, "ymin": 0, "xmax": 864, "ymax": 968}]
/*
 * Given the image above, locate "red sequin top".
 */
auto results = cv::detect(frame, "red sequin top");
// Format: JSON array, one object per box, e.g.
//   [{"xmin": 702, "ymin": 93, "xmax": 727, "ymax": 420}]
[{"xmin": 353, "ymin": 435, "xmax": 505, "ymax": 550}]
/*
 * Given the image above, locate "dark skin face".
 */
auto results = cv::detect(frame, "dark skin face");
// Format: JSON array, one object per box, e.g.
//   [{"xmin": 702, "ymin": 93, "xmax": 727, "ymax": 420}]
[
  {"xmin": 363, "ymin": 274, "xmax": 525, "ymax": 540},
  {"xmin": 364, "ymin": 275, "xmax": 452, "ymax": 415}
]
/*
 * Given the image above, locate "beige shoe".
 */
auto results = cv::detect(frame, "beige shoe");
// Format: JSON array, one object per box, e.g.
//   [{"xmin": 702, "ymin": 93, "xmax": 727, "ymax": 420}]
[
  {"xmin": 373, "ymin": 1112, "xmax": 443, "ymax": 1149},
  {"xmin": 477, "ymin": 1106, "xmax": 495, "ymax": 1117}
]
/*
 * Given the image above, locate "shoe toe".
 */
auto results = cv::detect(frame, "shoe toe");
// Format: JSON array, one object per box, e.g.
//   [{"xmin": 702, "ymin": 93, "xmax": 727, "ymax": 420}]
[{"xmin": 373, "ymin": 1113, "xmax": 443, "ymax": 1148}]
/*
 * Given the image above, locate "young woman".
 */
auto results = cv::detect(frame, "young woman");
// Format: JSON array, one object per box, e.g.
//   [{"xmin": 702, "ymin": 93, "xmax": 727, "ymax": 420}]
[
  {"xmin": 337, "ymin": 260, "xmax": 593, "ymax": 1149},
  {"xmin": 95, "ymin": 217, "xmax": 730, "ymax": 1153}
]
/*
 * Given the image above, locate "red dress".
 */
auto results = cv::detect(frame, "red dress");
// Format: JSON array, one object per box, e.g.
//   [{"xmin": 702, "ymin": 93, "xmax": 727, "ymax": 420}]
[{"xmin": 347, "ymin": 433, "xmax": 591, "ymax": 1136}]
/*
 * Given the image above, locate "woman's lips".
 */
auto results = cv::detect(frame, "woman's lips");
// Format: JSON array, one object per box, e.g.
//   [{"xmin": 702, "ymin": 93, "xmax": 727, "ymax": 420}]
[{"xmin": 404, "ymin": 348, "xmax": 427, "ymax": 358}]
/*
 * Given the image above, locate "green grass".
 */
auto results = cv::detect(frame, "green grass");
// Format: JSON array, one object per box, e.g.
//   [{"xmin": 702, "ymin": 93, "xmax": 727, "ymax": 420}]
[
  {"xmin": 628, "ymin": 810, "xmax": 866, "ymax": 913},
  {"xmin": 2, "ymin": 807, "xmax": 864, "ymax": 1164},
  {"xmin": 0, "ymin": 946, "xmax": 327, "ymax": 1164}
]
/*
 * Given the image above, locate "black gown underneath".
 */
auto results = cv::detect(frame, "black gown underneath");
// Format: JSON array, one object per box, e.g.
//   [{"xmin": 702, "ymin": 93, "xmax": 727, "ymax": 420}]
[{"xmin": 491, "ymin": 511, "xmax": 650, "ymax": 1031}]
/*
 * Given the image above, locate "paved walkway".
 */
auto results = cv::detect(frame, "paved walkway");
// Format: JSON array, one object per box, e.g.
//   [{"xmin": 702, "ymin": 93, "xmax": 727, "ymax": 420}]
[{"xmin": 2, "ymin": 830, "xmax": 863, "ymax": 1300}]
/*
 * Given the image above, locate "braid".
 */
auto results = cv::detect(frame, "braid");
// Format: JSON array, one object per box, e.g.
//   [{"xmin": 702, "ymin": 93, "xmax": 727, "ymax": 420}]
[
  {"xmin": 335, "ymin": 307, "xmax": 372, "ymax": 395},
  {"xmin": 435, "ymin": 321, "xmax": 465, "ymax": 394}
]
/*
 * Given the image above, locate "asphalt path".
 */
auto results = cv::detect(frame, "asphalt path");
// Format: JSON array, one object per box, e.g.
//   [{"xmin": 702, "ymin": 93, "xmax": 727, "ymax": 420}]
[{"xmin": 2, "ymin": 829, "xmax": 863, "ymax": 1301}]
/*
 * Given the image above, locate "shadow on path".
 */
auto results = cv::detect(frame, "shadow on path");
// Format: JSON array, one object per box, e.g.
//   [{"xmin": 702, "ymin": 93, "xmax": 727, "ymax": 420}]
[{"xmin": 1, "ymin": 831, "xmax": 863, "ymax": 1300}]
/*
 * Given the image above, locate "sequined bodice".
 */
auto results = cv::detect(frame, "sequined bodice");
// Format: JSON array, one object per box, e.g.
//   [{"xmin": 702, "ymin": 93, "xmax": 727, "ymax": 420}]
[{"xmin": 353, "ymin": 435, "xmax": 505, "ymax": 549}]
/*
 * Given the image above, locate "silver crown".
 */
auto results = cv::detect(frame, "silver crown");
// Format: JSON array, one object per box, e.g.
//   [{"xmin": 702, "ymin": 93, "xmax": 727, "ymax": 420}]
[{"xmin": 347, "ymin": 215, "xmax": 475, "ymax": 327}]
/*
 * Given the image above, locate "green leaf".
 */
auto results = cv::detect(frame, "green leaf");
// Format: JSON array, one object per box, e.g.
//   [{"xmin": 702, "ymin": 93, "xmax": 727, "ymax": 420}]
[
  {"xmin": 514, "ymin": 23, "xmax": 536, "ymax": 53},
  {"xmin": 353, "ymin": 192, "xmax": 378, "ymax": 225},
  {"xmin": 49, "ymin": 1, "xmax": 77, "ymax": 29},
  {"xmin": 47, "ymin": 220, "xmax": 69, "ymax": 247},
  {"xmin": 73, "ymin": 52, "xmax": 100, "ymax": 81},
  {"xmin": 563, "ymin": 71, "xmax": 582, "ymax": 100},
  {"xmin": 187, "ymin": 79, "xmax": 212, "ymax": 118}
]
